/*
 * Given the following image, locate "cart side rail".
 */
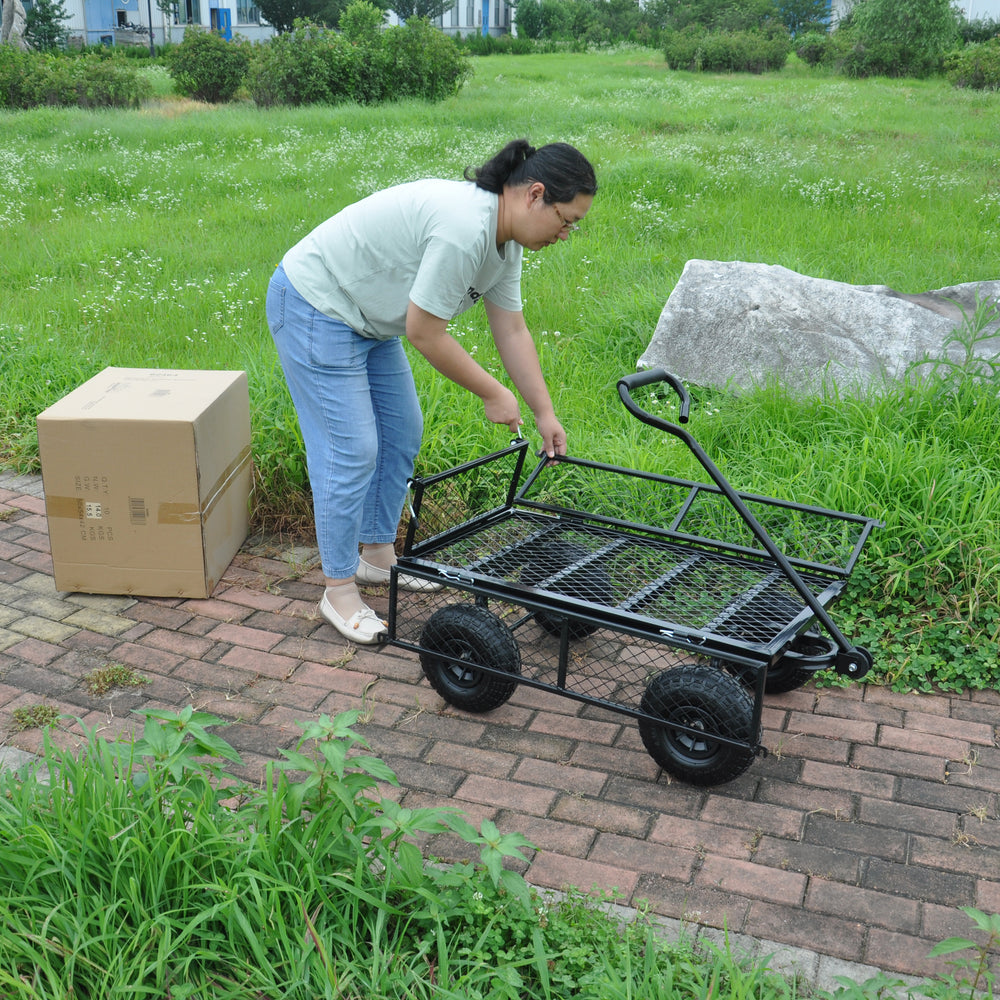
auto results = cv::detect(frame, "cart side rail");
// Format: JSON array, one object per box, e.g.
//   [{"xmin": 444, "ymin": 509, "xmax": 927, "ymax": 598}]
[
  {"xmin": 512, "ymin": 452, "xmax": 881, "ymax": 580},
  {"xmin": 403, "ymin": 438, "xmax": 531, "ymax": 555}
]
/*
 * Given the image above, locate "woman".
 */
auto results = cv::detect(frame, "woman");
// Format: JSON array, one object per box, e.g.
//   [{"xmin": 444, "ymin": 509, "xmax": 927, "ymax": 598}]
[{"xmin": 266, "ymin": 138, "xmax": 597, "ymax": 644}]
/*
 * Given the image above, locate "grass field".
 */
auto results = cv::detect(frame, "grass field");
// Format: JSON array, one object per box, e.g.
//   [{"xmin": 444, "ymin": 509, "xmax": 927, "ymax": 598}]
[{"xmin": 3, "ymin": 49, "xmax": 999, "ymax": 691}]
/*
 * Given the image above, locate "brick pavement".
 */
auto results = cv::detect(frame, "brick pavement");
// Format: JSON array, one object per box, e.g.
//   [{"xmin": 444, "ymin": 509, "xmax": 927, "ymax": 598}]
[{"xmin": 1, "ymin": 468, "xmax": 999, "ymax": 989}]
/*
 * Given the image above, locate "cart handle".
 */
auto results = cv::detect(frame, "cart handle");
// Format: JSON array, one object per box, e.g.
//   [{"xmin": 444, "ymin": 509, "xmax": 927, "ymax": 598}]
[
  {"xmin": 617, "ymin": 367, "xmax": 860, "ymax": 657},
  {"xmin": 618, "ymin": 368, "xmax": 690, "ymax": 425}
]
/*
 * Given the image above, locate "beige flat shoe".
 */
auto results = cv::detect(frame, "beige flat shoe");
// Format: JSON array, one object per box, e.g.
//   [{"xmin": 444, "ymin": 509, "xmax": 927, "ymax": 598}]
[{"xmin": 319, "ymin": 591, "xmax": 388, "ymax": 644}]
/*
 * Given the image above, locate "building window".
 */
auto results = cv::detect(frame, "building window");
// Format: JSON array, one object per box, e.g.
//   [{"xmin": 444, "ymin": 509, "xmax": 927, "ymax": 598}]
[
  {"xmin": 236, "ymin": 0, "xmax": 259, "ymax": 23},
  {"xmin": 173, "ymin": 0, "xmax": 201, "ymax": 23}
]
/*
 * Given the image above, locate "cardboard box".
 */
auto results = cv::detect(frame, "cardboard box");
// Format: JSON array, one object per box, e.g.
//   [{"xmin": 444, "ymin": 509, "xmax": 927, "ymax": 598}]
[{"xmin": 37, "ymin": 368, "xmax": 252, "ymax": 598}]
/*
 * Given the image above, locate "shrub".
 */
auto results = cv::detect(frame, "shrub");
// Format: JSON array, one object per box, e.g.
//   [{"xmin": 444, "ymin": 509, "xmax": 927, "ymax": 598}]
[
  {"xmin": 945, "ymin": 37, "xmax": 1000, "ymax": 90},
  {"xmin": 247, "ymin": 20, "xmax": 363, "ymax": 106},
  {"xmin": 0, "ymin": 48, "xmax": 151, "ymax": 109},
  {"xmin": 794, "ymin": 29, "xmax": 829, "ymax": 66},
  {"xmin": 168, "ymin": 26, "xmax": 251, "ymax": 102},
  {"xmin": 846, "ymin": 0, "xmax": 959, "ymax": 77},
  {"xmin": 838, "ymin": 36, "xmax": 940, "ymax": 78},
  {"xmin": 380, "ymin": 17, "xmax": 472, "ymax": 101},
  {"xmin": 663, "ymin": 25, "xmax": 791, "ymax": 72},
  {"xmin": 248, "ymin": 14, "xmax": 470, "ymax": 107}
]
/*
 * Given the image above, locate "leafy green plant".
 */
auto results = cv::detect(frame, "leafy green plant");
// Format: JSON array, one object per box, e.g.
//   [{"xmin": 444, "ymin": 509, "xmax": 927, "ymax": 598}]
[
  {"xmin": 925, "ymin": 906, "xmax": 1000, "ymax": 997},
  {"xmin": 168, "ymin": 27, "xmax": 251, "ymax": 102},
  {"xmin": 945, "ymin": 37, "xmax": 1000, "ymax": 91}
]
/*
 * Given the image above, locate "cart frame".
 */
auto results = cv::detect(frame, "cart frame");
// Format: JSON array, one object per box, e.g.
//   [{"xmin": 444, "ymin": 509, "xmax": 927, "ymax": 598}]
[{"xmin": 387, "ymin": 370, "xmax": 882, "ymax": 785}]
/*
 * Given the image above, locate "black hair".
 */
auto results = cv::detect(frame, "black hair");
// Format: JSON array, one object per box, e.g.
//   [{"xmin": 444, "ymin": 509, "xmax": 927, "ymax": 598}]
[{"xmin": 465, "ymin": 138, "xmax": 597, "ymax": 204}]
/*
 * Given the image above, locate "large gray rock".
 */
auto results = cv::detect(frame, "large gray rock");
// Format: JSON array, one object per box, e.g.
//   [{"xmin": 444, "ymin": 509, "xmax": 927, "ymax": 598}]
[{"xmin": 639, "ymin": 261, "xmax": 1000, "ymax": 394}]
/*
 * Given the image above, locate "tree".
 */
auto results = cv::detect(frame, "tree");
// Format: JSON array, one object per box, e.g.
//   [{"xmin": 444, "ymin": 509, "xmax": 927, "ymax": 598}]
[
  {"xmin": 850, "ymin": 0, "xmax": 959, "ymax": 60},
  {"xmin": 258, "ymin": 0, "xmax": 320, "ymax": 32},
  {"xmin": 25, "ymin": 0, "xmax": 69, "ymax": 49},
  {"xmin": 389, "ymin": 0, "xmax": 451, "ymax": 22},
  {"xmin": 776, "ymin": 0, "xmax": 828, "ymax": 35}
]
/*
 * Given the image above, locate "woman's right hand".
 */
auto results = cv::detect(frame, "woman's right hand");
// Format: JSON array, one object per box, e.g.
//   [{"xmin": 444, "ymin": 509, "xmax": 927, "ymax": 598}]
[{"xmin": 482, "ymin": 385, "xmax": 523, "ymax": 435}]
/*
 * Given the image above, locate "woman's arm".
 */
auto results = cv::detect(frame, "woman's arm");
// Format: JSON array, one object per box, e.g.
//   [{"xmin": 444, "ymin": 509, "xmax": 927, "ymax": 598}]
[
  {"xmin": 484, "ymin": 299, "xmax": 566, "ymax": 458},
  {"xmin": 405, "ymin": 300, "xmax": 523, "ymax": 433}
]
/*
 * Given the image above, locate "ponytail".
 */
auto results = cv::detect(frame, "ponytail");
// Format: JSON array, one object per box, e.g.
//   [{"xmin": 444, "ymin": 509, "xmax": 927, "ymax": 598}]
[{"xmin": 465, "ymin": 138, "xmax": 597, "ymax": 203}]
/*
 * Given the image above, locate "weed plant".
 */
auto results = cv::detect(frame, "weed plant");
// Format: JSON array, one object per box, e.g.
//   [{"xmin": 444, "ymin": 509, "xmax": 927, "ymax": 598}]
[
  {"xmin": 3, "ymin": 50, "xmax": 999, "ymax": 690},
  {"xmin": 0, "ymin": 708, "xmax": 807, "ymax": 998}
]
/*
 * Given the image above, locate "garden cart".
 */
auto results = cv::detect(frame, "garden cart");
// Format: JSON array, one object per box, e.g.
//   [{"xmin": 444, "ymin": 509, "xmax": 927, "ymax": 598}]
[{"xmin": 387, "ymin": 369, "xmax": 881, "ymax": 786}]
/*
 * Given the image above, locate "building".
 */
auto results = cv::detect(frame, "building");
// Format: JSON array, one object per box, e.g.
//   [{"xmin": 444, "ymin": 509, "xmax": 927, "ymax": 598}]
[{"xmin": 49, "ymin": 0, "xmax": 510, "ymax": 48}]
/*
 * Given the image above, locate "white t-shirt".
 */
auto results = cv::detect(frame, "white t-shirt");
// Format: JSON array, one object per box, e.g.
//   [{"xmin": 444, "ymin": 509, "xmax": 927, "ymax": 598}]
[{"xmin": 282, "ymin": 179, "xmax": 524, "ymax": 341}]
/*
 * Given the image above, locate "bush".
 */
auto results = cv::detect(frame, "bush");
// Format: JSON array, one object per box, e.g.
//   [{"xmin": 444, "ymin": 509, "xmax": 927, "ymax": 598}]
[
  {"xmin": 248, "ymin": 13, "xmax": 470, "ymax": 107},
  {"xmin": 794, "ymin": 29, "xmax": 829, "ymax": 66},
  {"xmin": 247, "ymin": 20, "xmax": 367, "ymax": 106},
  {"xmin": 945, "ymin": 36, "xmax": 1000, "ymax": 90},
  {"xmin": 168, "ymin": 27, "xmax": 251, "ymax": 102},
  {"xmin": 663, "ymin": 25, "xmax": 791, "ymax": 72},
  {"xmin": 838, "ymin": 36, "xmax": 940, "ymax": 78},
  {"xmin": 0, "ymin": 48, "xmax": 151, "ymax": 109},
  {"xmin": 380, "ymin": 18, "xmax": 473, "ymax": 101}
]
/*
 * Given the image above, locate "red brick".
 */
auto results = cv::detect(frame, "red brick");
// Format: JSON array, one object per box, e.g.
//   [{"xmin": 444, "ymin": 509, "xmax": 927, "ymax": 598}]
[
  {"xmin": 590, "ymin": 831, "xmax": 696, "ymax": 881},
  {"xmin": 746, "ymin": 899, "xmax": 865, "ymax": 963},
  {"xmin": 425, "ymin": 740, "xmax": 517, "ymax": 779},
  {"xmin": 785, "ymin": 710, "xmax": 878, "ymax": 744},
  {"xmin": 650, "ymin": 813, "xmax": 756, "ymax": 859},
  {"xmin": 494, "ymin": 812, "xmax": 596, "ymax": 857},
  {"xmin": 857, "ymin": 797, "xmax": 958, "ymax": 838},
  {"xmin": 905, "ymin": 709, "xmax": 994, "ymax": 746},
  {"xmin": 140, "ymin": 628, "xmax": 215, "ymax": 660},
  {"xmin": 527, "ymin": 711, "xmax": 622, "ymax": 745},
  {"xmin": 206, "ymin": 622, "xmax": 284, "ymax": 652},
  {"xmin": 526, "ymin": 851, "xmax": 638, "ymax": 899},
  {"xmin": 800, "ymin": 759, "xmax": 896, "ymax": 797},
  {"xmin": 699, "ymin": 796, "xmax": 805, "ymax": 839},
  {"xmin": 850, "ymin": 744, "xmax": 947, "ymax": 781},
  {"xmin": 695, "ymin": 856, "xmax": 806, "ymax": 906},
  {"xmin": 454, "ymin": 774, "xmax": 556, "ymax": 815},
  {"xmin": 568, "ymin": 740, "xmax": 662, "ymax": 782},
  {"xmin": 176, "ymin": 598, "xmax": 254, "ymax": 623},
  {"xmin": 863, "ymin": 928, "xmax": 954, "ymax": 979},
  {"xmin": 877, "ymin": 726, "xmax": 972, "ymax": 760},
  {"xmin": 638, "ymin": 875, "xmax": 750, "ymax": 930},
  {"xmin": 975, "ymin": 878, "xmax": 1000, "ymax": 914},
  {"xmin": 217, "ymin": 645, "xmax": 300, "ymax": 680},
  {"xmin": 550, "ymin": 794, "xmax": 654, "ymax": 838},
  {"xmin": 805, "ymin": 879, "xmax": 920, "ymax": 932},
  {"xmin": 909, "ymin": 833, "xmax": 1000, "ymax": 879},
  {"xmin": 514, "ymin": 757, "xmax": 608, "ymax": 796}
]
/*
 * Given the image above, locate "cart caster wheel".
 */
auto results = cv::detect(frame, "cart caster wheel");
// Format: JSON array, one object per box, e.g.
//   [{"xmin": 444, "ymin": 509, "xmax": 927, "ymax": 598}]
[
  {"xmin": 717, "ymin": 631, "xmax": 838, "ymax": 694},
  {"xmin": 521, "ymin": 541, "xmax": 613, "ymax": 640},
  {"xmin": 638, "ymin": 663, "xmax": 759, "ymax": 786},
  {"xmin": 419, "ymin": 604, "xmax": 521, "ymax": 713}
]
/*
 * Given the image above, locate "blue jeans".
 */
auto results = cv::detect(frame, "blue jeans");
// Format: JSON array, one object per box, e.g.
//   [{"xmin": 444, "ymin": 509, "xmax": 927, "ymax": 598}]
[{"xmin": 266, "ymin": 264, "xmax": 423, "ymax": 579}]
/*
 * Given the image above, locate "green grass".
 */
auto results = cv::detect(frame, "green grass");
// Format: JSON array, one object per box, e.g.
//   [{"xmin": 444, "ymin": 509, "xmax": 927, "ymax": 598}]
[{"xmin": 2, "ymin": 49, "xmax": 999, "ymax": 691}]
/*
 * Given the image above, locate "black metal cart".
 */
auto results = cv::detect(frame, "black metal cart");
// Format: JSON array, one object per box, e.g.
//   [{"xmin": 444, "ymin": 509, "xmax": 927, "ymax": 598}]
[{"xmin": 388, "ymin": 369, "xmax": 881, "ymax": 786}]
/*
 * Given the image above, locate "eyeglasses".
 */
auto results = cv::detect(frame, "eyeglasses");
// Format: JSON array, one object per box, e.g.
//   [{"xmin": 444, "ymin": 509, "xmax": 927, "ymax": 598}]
[{"xmin": 551, "ymin": 204, "xmax": 580, "ymax": 234}]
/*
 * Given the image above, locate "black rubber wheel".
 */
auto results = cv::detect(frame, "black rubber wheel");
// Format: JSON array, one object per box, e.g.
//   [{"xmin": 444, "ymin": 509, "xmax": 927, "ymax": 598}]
[
  {"xmin": 638, "ymin": 663, "xmax": 759, "ymax": 786},
  {"xmin": 419, "ymin": 604, "xmax": 521, "ymax": 713},
  {"xmin": 717, "ymin": 630, "xmax": 838, "ymax": 694},
  {"xmin": 521, "ymin": 541, "xmax": 613, "ymax": 639}
]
